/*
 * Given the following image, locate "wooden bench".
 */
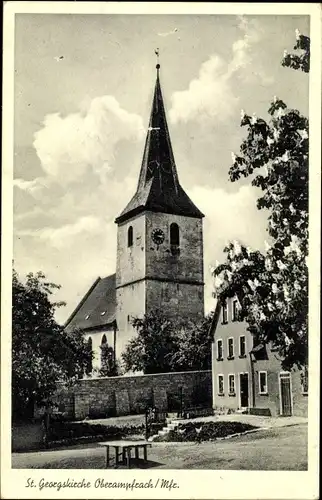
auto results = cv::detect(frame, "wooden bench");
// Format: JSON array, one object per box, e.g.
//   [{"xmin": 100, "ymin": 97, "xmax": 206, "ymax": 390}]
[{"xmin": 99, "ymin": 440, "xmax": 152, "ymax": 469}]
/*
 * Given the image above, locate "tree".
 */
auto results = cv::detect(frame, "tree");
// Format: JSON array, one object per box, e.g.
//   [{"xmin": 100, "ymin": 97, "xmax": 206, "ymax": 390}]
[
  {"xmin": 99, "ymin": 343, "xmax": 118, "ymax": 377},
  {"xmin": 170, "ymin": 313, "xmax": 214, "ymax": 371},
  {"xmin": 121, "ymin": 310, "xmax": 179, "ymax": 374},
  {"xmin": 213, "ymin": 31, "xmax": 309, "ymax": 370},
  {"xmin": 282, "ymin": 29, "xmax": 310, "ymax": 73},
  {"xmin": 122, "ymin": 310, "xmax": 214, "ymax": 374},
  {"xmin": 12, "ymin": 269, "xmax": 93, "ymax": 419}
]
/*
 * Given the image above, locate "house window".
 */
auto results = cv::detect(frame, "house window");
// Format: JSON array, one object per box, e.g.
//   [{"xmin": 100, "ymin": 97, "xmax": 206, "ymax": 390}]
[
  {"xmin": 217, "ymin": 339, "xmax": 223, "ymax": 360},
  {"xmin": 222, "ymin": 300, "xmax": 228, "ymax": 324},
  {"xmin": 228, "ymin": 338, "xmax": 234, "ymax": 359},
  {"xmin": 239, "ymin": 336, "xmax": 246, "ymax": 357},
  {"xmin": 301, "ymin": 367, "xmax": 308, "ymax": 394},
  {"xmin": 170, "ymin": 223, "xmax": 180, "ymax": 246},
  {"xmin": 259, "ymin": 371, "xmax": 268, "ymax": 394},
  {"xmin": 232, "ymin": 299, "xmax": 239, "ymax": 321},
  {"xmin": 228, "ymin": 374, "xmax": 235, "ymax": 395},
  {"xmin": 101, "ymin": 334, "xmax": 107, "ymax": 345},
  {"xmin": 128, "ymin": 226, "xmax": 133, "ymax": 247},
  {"xmin": 218, "ymin": 375, "xmax": 224, "ymax": 395}
]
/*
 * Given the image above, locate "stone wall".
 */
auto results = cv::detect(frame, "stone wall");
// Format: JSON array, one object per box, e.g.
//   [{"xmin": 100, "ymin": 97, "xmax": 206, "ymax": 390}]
[
  {"xmin": 54, "ymin": 370, "xmax": 212, "ymax": 420},
  {"xmin": 145, "ymin": 212, "xmax": 204, "ymax": 283},
  {"xmin": 145, "ymin": 279, "xmax": 204, "ymax": 321}
]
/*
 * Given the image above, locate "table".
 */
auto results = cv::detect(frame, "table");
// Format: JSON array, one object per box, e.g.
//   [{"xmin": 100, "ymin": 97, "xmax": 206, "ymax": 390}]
[{"xmin": 99, "ymin": 440, "xmax": 152, "ymax": 468}]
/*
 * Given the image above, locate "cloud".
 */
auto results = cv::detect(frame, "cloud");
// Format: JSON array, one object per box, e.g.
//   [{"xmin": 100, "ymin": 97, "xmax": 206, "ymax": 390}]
[
  {"xmin": 158, "ymin": 28, "xmax": 178, "ymax": 37},
  {"xmin": 170, "ymin": 55, "xmax": 239, "ymax": 125},
  {"xmin": 33, "ymin": 95, "xmax": 145, "ymax": 185},
  {"xmin": 38, "ymin": 216, "xmax": 103, "ymax": 248},
  {"xmin": 16, "ymin": 215, "xmax": 111, "ymax": 254},
  {"xmin": 13, "ymin": 216, "xmax": 118, "ymax": 324},
  {"xmin": 187, "ymin": 184, "xmax": 268, "ymax": 312},
  {"xmin": 13, "ymin": 177, "xmax": 54, "ymax": 201},
  {"xmin": 169, "ymin": 16, "xmax": 273, "ymax": 125}
]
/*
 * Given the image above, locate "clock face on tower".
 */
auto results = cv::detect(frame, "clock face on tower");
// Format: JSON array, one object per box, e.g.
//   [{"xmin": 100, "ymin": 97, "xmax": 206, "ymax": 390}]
[{"xmin": 151, "ymin": 228, "xmax": 165, "ymax": 245}]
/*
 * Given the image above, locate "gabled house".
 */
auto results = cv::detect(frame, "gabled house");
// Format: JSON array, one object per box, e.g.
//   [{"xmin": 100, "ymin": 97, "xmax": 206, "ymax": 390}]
[{"xmin": 210, "ymin": 296, "xmax": 308, "ymax": 417}]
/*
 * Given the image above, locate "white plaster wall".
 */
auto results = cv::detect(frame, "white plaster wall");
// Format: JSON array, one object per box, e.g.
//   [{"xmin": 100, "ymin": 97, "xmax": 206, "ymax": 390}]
[{"xmin": 84, "ymin": 329, "xmax": 114, "ymax": 372}]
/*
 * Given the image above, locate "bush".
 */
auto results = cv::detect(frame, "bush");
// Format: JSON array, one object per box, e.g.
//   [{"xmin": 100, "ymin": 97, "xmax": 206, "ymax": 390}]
[
  {"xmin": 153, "ymin": 421, "xmax": 257, "ymax": 442},
  {"xmin": 48, "ymin": 421, "xmax": 145, "ymax": 443}
]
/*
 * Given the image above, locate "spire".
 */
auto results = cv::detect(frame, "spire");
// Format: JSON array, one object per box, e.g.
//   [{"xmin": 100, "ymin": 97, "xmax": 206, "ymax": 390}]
[{"xmin": 115, "ymin": 57, "xmax": 204, "ymax": 224}]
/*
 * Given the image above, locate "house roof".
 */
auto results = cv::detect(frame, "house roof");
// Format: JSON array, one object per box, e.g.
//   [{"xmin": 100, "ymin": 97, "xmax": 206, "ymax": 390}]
[
  {"xmin": 64, "ymin": 274, "xmax": 116, "ymax": 332},
  {"xmin": 208, "ymin": 293, "xmax": 244, "ymax": 336},
  {"xmin": 115, "ymin": 66, "xmax": 204, "ymax": 224},
  {"xmin": 209, "ymin": 295, "xmax": 269, "ymax": 361},
  {"xmin": 208, "ymin": 299, "xmax": 222, "ymax": 337},
  {"xmin": 250, "ymin": 342, "xmax": 269, "ymax": 360}
]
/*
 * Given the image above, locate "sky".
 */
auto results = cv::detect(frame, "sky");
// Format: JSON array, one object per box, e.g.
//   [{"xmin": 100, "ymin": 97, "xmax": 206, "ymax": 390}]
[{"xmin": 13, "ymin": 13, "xmax": 310, "ymax": 323}]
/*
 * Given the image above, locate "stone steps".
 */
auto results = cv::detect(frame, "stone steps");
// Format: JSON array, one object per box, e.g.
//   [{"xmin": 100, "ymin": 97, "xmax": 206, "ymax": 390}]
[
  {"xmin": 156, "ymin": 418, "xmax": 181, "ymax": 437},
  {"xmin": 236, "ymin": 408, "xmax": 249, "ymax": 414}
]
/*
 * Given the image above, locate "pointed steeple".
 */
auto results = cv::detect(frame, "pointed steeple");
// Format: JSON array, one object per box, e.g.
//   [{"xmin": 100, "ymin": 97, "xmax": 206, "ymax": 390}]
[{"xmin": 115, "ymin": 61, "xmax": 204, "ymax": 224}]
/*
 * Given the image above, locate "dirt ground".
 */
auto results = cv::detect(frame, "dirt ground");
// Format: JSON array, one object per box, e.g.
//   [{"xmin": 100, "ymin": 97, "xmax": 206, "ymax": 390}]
[{"xmin": 12, "ymin": 423, "xmax": 307, "ymax": 470}]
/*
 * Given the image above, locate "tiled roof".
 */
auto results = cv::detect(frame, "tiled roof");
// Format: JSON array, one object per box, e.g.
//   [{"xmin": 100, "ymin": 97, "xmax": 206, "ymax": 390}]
[
  {"xmin": 64, "ymin": 274, "xmax": 116, "ymax": 332},
  {"xmin": 115, "ymin": 69, "xmax": 204, "ymax": 224},
  {"xmin": 250, "ymin": 342, "xmax": 269, "ymax": 360}
]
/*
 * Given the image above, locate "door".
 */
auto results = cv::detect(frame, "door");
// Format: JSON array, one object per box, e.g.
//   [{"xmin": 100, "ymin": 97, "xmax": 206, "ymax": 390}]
[
  {"xmin": 280, "ymin": 373, "xmax": 292, "ymax": 416},
  {"xmin": 240, "ymin": 373, "xmax": 249, "ymax": 408}
]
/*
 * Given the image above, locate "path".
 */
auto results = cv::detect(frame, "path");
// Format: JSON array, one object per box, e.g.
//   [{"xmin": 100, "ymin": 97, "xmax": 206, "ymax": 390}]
[{"xmin": 12, "ymin": 423, "xmax": 307, "ymax": 470}]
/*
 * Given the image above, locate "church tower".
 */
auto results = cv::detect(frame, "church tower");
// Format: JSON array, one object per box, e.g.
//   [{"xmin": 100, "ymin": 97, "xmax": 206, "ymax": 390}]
[{"xmin": 115, "ymin": 62, "xmax": 204, "ymax": 355}]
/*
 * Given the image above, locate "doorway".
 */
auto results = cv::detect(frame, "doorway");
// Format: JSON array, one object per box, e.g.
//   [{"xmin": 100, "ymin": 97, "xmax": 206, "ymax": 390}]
[
  {"xmin": 239, "ymin": 373, "xmax": 249, "ymax": 408},
  {"xmin": 279, "ymin": 372, "xmax": 293, "ymax": 416}
]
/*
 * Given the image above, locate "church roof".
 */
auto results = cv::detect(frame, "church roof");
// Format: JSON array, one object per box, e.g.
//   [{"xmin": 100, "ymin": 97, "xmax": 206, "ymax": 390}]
[
  {"xmin": 115, "ymin": 66, "xmax": 204, "ymax": 224},
  {"xmin": 64, "ymin": 274, "xmax": 116, "ymax": 332}
]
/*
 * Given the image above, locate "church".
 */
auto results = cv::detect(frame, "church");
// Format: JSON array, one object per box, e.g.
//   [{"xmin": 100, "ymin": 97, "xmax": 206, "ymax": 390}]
[{"xmin": 64, "ymin": 63, "xmax": 205, "ymax": 373}]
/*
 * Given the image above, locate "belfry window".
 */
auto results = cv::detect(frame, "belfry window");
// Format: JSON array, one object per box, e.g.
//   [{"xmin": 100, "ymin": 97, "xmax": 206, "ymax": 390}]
[
  {"xmin": 128, "ymin": 226, "xmax": 133, "ymax": 247},
  {"xmin": 170, "ymin": 223, "xmax": 180, "ymax": 246}
]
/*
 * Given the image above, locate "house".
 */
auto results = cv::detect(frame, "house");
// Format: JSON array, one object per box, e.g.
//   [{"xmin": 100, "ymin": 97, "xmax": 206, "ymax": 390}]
[
  {"xmin": 64, "ymin": 62, "xmax": 205, "ymax": 373},
  {"xmin": 210, "ymin": 295, "xmax": 308, "ymax": 417}
]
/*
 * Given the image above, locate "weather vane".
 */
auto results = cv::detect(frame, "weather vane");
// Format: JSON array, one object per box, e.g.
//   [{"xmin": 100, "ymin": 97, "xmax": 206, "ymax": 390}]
[{"xmin": 155, "ymin": 48, "xmax": 160, "ymax": 71}]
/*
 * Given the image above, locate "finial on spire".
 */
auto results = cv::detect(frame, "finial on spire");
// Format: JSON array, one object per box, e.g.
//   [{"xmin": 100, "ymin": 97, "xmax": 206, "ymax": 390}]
[{"xmin": 155, "ymin": 48, "xmax": 160, "ymax": 72}]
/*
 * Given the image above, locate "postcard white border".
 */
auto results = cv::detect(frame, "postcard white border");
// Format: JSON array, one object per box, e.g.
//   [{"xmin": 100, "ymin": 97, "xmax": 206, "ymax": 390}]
[{"xmin": 1, "ymin": 2, "xmax": 321, "ymax": 499}]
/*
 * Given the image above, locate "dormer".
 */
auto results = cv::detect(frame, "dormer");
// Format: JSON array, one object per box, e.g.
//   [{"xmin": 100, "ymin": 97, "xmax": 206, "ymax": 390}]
[{"xmin": 221, "ymin": 295, "xmax": 242, "ymax": 325}]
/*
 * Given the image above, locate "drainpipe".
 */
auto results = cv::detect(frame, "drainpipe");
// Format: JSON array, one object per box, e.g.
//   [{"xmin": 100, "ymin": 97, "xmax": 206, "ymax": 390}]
[
  {"xmin": 113, "ymin": 322, "xmax": 117, "ymax": 368},
  {"xmin": 249, "ymin": 352, "xmax": 256, "ymax": 409}
]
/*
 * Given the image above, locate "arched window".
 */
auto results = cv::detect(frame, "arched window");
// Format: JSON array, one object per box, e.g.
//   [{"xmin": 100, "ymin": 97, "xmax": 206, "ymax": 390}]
[
  {"xmin": 100, "ymin": 334, "xmax": 107, "ymax": 371},
  {"xmin": 127, "ymin": 226, "xmax": 133, "ymax": 247},
  {"xmin": 100, "ymin": 335, "xmax": 116, "ymax": 376},
  {"xmin": 86, "ymin": 337, "xmax": 93, "ymax": 374},
  {"xmin": 170, "ymin": 223, "xmax": 180, "ymax": 246}
]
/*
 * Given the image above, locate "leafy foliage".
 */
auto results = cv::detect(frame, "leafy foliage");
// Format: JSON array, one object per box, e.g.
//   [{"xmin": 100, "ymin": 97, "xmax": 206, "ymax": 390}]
[
  {"xmin": 122, "ymin": 310, "xmax": 214, "ymax": 374},
  {"xmin": 48, "ymin": 420, "xmax": 145, "ymax": 442},
  {"xmin": 153, "ymin": 421, "xmax": 257, "ymax": 442},
  {"xmin": 121, "ymin": 310, "xmax": 179, "ymax": 374},
  {"xmin": 214, "ymin": 32, "xmax": 309, "ymax": 370},
  {"xmin": 99, "ymin": 343, "xmax": 118, "ymax": 377},
  {"xmin": 281, "ymin": 30, "xmax": 310, "ymax": 73},
  {"xmin": 170, "ymin": 313, "xmax": 214, "ymax": 371},
  {"xmin": 12, "ymin": 269, "xmax": 93, "ymax": 419}
]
